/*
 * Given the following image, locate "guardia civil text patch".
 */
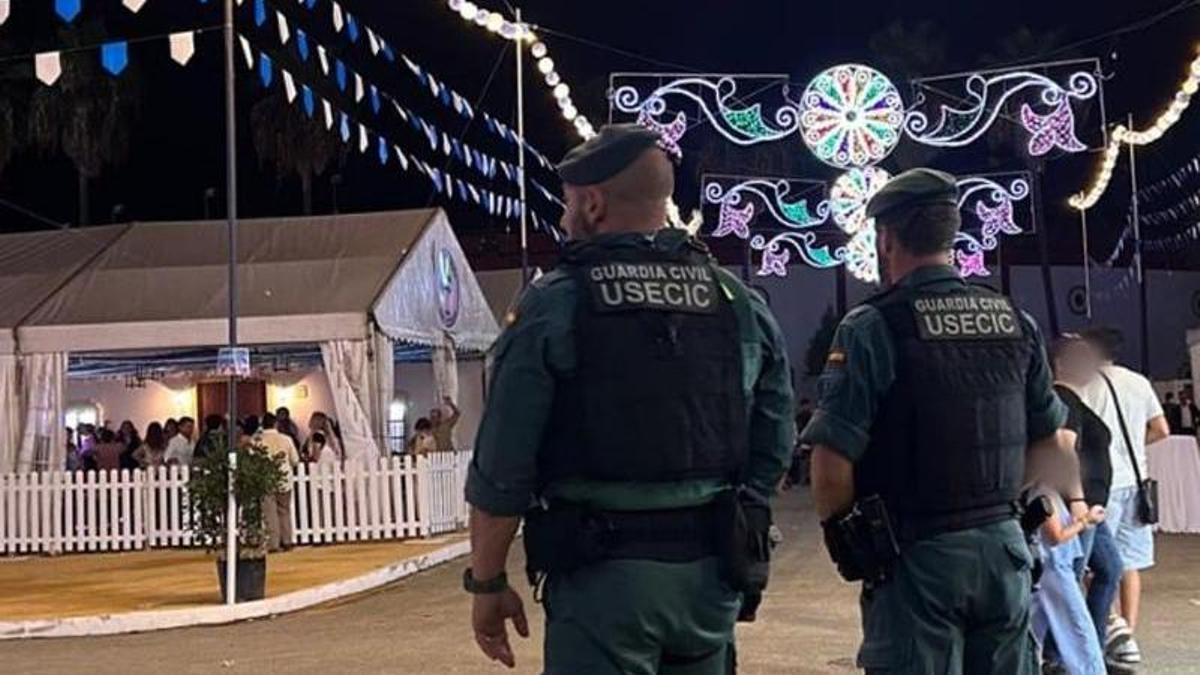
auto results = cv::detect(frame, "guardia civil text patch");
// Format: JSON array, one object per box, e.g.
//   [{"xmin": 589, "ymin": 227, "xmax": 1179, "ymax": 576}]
[
  {"xmin": 586, "ymin": 263, "xmax": 719, "ymax": 314},
  {"xmin": 912, "ymin": 294, "xmax": 1021, "ymax": 341}
]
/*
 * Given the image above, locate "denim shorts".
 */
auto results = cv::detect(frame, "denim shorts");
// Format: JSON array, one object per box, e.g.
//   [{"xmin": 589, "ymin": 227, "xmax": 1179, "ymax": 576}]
[{"xmin": 1105, "ymin": 486, "xmax": 1155, "ymax": 571}]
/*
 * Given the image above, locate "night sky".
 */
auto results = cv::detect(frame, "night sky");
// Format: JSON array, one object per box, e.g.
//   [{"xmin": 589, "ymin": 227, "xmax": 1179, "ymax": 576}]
[{"xmin": 0, "ymin": 0, "xmax": 1198, "ymax": 272}]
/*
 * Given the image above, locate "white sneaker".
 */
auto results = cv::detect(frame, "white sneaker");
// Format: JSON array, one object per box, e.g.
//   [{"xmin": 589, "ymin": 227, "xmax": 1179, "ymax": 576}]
[
  {"xmin": 1105, "ymin": 616, "xmax": 1132, "ymax": 651},
  {"xmin": 1110, "ymin": 636, "xmax": 1142, "ymax": 665}
]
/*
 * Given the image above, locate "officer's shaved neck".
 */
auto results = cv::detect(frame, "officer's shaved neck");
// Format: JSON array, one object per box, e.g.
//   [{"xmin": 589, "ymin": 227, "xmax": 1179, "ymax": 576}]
[{"xmin": 593, "ymin": 149, "xmax": 673, "ymax": 235}]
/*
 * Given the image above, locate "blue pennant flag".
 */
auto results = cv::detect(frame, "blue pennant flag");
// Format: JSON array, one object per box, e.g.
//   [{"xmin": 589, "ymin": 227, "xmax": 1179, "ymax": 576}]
[
  {"xmin": 369, "ymin": 85, "xmax": 381, "ymax": 114},
  {"xmin": 305, "ymin": 0, "xmax": 317, "ymax": 8},
  {"xmin": 378, "ymin": 137, "xmax": 388, "ymax": 165},
  {"xmin": 55, "ymin": 0, "xmax": 81, "ymax": 22},
  {"xmin": 335, "ymin": 60, "xmax": 347, "ymax": 91},
  {"xmin": 438, "ymin": 87, "xmax": 451, "ymax": 108},
  {"xmin": 302, "ymin": 86, "xmax": 315, "ymax": 118},
  {"xmin": 296, "ymin": 30, "xmax": 310, "ymax": 61},
  {"xmin": 100, "ymin": 41, "xmax": 129, "ymax": 76},
  {"xmin": 258, "ymin": 52, "xmax": 273, "ymax": 88},
  {"xmin": 380, "ymin": 42, "xmax": 396, "ymax": 62},
  {"xmin": 345, "ymin": 14, "xmax": 359, "ymax": 43},
  {"xmin": 339, "ymin": 113, "xmax": 351, "ymax": 142},
  {"xmin": 254, "ymin": 0, "xmax": 267, "ymax": 27},
  {"xmin": 456, "ymin": 179, "xmax": 468, "ymax": 201}
]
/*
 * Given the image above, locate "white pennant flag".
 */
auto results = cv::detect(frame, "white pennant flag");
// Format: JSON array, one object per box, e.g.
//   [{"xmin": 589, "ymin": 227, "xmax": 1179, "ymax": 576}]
[
  {"xmin": 35, "ymin": 51, "xmax": 62, "ymax": 86},
  {"xmin": 0, "ymin": 1, "xmax": 10, "ymax": 26},
  {"xmin": 322, "ymin": 100, "xmax": 334, "ymax": 129},
  {"xmin": 276, "ymin": 11, "xmax": 290, "ymax": 44},
  {"xmin": 366, "ymin": 28, "xmax": 380, "ymax": 55},
  {"xmin": 331, "ymin": 2, "xmax": 344, "ymax": 32},
  {"xmin": 354, "ymin": 73, "xmax": 364, "ymax": 102},
  {"xmin": 238, "ymin": 35, "xmax": 254, "ymax": 70},
  {"xmin": 317, "ymin": 45, "xmax": 329, "ymax": 75},
  {"xmin": 122, "ymin": 0, "xmax": 148, "ymax": 12},
  {"xmin": 169, "ymin": 31, "xmax": 196, "ymax": 65},
  {"xmin": 393, "ymin": 146, "xmax": 409, "ymax": 171},
  {"xmin": 358, "ymin": 124, "xmax": 368, "ymax": 153},
  {"xmin": 282, "ymin": 70, "xmax": 297, "ymax": 102}
]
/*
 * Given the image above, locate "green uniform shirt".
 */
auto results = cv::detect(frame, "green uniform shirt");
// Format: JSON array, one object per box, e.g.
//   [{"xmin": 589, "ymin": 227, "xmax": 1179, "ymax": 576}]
[
  {"xmin": 466, "ymin": 231, "xmax": 796, "ymax": 516},
  {"xmin": 800, "ymin": 265, "xmax": 1067, "ymax": 462}
]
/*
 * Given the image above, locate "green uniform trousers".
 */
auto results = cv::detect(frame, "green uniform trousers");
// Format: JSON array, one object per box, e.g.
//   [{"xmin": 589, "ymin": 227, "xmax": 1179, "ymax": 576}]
[
  {"xmin": 543, "ymin": 557, "xmax": 739, "ymax": 675},
  {"xmin": 857, "ymin": 519, "xmax": 1037, "ymax": 675}
]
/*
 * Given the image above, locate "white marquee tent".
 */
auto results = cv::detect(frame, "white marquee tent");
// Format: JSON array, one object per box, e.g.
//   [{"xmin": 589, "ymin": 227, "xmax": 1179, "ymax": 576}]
[{"xmin": 0, "ymin": 209, "xmax": 499, "ymax": 473}]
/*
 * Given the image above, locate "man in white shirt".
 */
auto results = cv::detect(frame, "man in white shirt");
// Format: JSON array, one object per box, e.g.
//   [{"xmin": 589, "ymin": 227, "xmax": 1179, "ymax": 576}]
[
  {"xmin": 163, "ymin": 417, "xmax": 197, "ymax": 466},
  {"xmin": 256, "ymin": 412, "xmax": 300, "ymax": 552},
  {"xmin": 1079, "ymin": 329, "xmax": 1170, "ymax": 668}
]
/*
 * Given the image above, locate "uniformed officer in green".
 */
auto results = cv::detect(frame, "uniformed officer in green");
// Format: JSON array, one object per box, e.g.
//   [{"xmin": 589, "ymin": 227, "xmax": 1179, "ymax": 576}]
[
  {"xmin": 464, "ymin": 124, "xmax": 795, "ymax": 674},
  {"xmin": 803, "ymin": 168, "xmax": 1072, "ymax": 674}
]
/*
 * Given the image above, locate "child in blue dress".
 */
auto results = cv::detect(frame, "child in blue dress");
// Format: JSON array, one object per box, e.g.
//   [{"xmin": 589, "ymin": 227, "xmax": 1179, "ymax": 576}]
[{"xmin": 1031, "ymin": 485, "xmax": 1108, "ymax": 675}]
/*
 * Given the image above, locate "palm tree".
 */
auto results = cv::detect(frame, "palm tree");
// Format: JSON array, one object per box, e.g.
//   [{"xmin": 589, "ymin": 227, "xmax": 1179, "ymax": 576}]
[
  {"xmin": 27, "ymin": 21, "xmax": 141, "ymax": 226},
  {"xmin": 868, "ymin": 19, "xmax": 950, "ymax": 171},
  {"xmin": 250, "ymin": 89, "xmax": 343, "ymax": 215}
]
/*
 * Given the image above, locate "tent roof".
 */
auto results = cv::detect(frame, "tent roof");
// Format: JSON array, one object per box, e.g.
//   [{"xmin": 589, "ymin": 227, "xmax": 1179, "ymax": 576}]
[
  {"xmin": 0, "ymin": 226, "xmax": 128, "ymax": 353},
  {"xmin": 14, "ymin": 209, "xmax": 499, "ymax": 353}
]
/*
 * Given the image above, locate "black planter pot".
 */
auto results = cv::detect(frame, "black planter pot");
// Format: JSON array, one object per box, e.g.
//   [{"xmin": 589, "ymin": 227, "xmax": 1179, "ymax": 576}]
[{"xmin": 216, "ymin": 557, "xmax": 267, "ymax": 603}]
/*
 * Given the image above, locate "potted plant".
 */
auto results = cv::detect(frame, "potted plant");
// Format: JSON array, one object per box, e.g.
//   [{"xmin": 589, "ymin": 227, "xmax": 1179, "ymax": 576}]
[{"xmin": 188, "ymin": 440, "xmax": 287, "ymax": 602}]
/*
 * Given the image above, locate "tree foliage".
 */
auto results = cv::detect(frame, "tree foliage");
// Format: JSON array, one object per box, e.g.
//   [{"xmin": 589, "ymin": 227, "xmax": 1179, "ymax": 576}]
[
  {"xmin": 250, "ymin": 89, "xmax": 343, "ymax": 215},
  {"xmin": 187, "ymin": 439, "xmax": 287, "ymax": 560}
]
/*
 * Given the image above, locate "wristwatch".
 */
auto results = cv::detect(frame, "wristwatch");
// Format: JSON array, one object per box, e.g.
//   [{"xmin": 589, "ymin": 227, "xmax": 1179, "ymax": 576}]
[{"xmin": 463, "ymin": 568, "xmax": 509, "ymax": 595}]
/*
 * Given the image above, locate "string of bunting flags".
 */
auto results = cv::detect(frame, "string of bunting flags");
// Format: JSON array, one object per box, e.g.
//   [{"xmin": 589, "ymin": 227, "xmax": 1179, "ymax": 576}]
[
  {"xmin": 24, "ymin": 27, "xmax": 208, "ymax": 85},
  {"xmin": 238, "ymin": 34, "xmax": 563, "ymax": 232},
  {"xmin": 270, "ymin": 0, "xmax": 557, "ymax": 173}
]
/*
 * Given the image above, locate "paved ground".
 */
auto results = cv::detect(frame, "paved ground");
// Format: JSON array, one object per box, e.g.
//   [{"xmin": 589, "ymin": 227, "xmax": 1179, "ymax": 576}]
[{"xmin": 5, "ymin": 489, "xmax": 1199, "ymax": 673}]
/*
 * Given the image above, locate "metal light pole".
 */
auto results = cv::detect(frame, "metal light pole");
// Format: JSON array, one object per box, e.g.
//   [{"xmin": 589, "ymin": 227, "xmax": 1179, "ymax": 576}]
[
  {"xmin": 1127, "ymin": 114, "xmax": 1149, "ymax": 373},
  {"xmin": 222, "ymin": 0, "xmax": 240, "ymax": 605},
  {"xmin": 515, "ymin": 8, "xmax": 529, "ymax": 287},
  {"xmin": 1080, "ymin": 208, "xmax": 1092, "ymax": 319}
]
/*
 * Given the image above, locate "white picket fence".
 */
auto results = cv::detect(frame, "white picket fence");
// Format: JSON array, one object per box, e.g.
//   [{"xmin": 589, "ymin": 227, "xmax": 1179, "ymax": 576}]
[{"xmin": 0, "ymin": 452, "xmax": 471, "ymax": 556}]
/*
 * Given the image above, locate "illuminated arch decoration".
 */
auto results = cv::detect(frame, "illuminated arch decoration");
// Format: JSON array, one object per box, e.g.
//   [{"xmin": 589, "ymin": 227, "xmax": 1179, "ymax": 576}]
[
  {"xmin": 749, "ymin": 231, "xmax": 844, "ymax": 276},
  {"xmin": 702, "ymin": 176, "xmax": 831, "ymax": 238},
  {"xmin": 611, "ymin": 76, "xmax": 800, "ymax": 150},
  {"xmin": 830, "ymin": 166, "xmax": 891, "ymax": 235},
  {"xmin": 905, "ymin": 70, "xmax": 1099, "ymax": 154},
  {"xmin": 952, "ymin": 174, "xmax": 1032, "ymax": 278},
  {"xmin": 798, "ymin": 64, "xmax": 905, "ymax": 169}
]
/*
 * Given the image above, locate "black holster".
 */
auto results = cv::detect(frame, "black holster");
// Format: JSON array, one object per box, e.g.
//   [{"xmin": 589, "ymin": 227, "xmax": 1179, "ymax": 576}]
[
  {"xmin": 714, "ymin": 489, "xmax": 775, "ymax": 622},
  {"xmin": 523, "ymin": 501, "xmax": 614, "ymax": 586},
  {"xmin": 821, "ymin": 495, "xmax": 900, "ymax": 584}
]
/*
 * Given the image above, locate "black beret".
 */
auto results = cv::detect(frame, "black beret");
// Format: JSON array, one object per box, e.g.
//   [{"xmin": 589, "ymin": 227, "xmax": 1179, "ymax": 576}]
[
  {"xmin": 557, "ymin": 123, "xmax": 663, "ymax": 186},
  {"xmin": 866, "ymin": 168, "xmax": 959, "ymax": 220}
]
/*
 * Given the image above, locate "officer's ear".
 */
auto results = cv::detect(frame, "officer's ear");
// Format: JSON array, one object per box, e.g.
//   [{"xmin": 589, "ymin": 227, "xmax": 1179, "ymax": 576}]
[{"xmin": 581, "ymin": 186, "xmax": 607, "ymax": 226}]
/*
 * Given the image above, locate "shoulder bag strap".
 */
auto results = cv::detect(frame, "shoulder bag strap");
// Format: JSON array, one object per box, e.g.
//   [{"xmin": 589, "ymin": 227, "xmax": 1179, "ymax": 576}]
[{"xmin": 1099, "ymin": 370, "xmax": 1145, "ymax": 485}]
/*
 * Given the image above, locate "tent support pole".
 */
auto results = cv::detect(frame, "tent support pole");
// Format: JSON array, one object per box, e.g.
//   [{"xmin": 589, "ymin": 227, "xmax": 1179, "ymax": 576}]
[
  {"xmin": 223, "ymin": 0, "xmax": 239, "ymax": 605},
  {"xmin": 515, "ymin": 7, "xmax": 529, "ymax": 288}
]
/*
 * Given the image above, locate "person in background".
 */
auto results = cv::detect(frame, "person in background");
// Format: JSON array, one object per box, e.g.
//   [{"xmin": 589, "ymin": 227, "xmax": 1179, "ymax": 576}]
[
  {"xmin": 134, "ymin": 422, "xmax": 168, "ymax": 469},
  {"xmin": 77, "ymin": 424, "xmax": 97, "ymax": 462},
  {"xmin": 193, "ymin": 414, "xmax": 226, "ymax": 462},
  {"xmin": 789, "ymin": 398, "xmax": 816, "ymax": 487},
  {"xmin": 65, "ymin": 428, "xmax": 80, "ymax": 471},
  {"xmin": 275, "ymin": 406, "xmax": 301, "ymax": 449},
  {"xmin": 117, "ymin": 420, "xmax": 141, "ymax": 471},
  {"xmin": 405, "ymin": 418, "xmax": 437, "ymax": 457},
  {"xmin": 307, "ymin": 411, "xmax": 342, "ymax": 463},
  {"xmin": 239, "ymin": 415, "xmax": 261, "ymax": 449},
  {"xmin": 92, "ymin": 429, "xmax": 125, "ymax": 471},
  {"xmin": 1026, "ymin": 459, "xmax": 1108, "ymax": 675},
  {"xmin": 1078, "ymin": 327, "xmax": 1170, "ymax": 670},
  {"xmin": 430, "ymin": 397, "xmax": 460, "ymax": 453},
  {"xmin": 301, "ymin": 431, "xmax": 327, "ymax": 464},
  {"xmin": 163, "ymin": 416, "xmax": 197, "ymax": 466},
  {"xmin": 1050, "ymin": 335, "xmax": 1123, "ymax": 661},
  {"xmin": 1162, "ymin": 392, "xmax": 1183, "ymax": 435},
  {"xmin": 1180, "ymin": 391, "xmax": 1198, "ymax": 436},
  {"xmin": 164, "ymin": 418, "xmax": 179, "ymax": 441},
  {"xmin": 257, "ymin": 412, "xmax": 300, "ymax": 552}
]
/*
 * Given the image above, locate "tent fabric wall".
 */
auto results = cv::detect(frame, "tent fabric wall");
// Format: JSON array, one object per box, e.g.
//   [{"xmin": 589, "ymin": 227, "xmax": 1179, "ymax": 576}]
[
  {"xmin": 370, "ymin": 329, "xmax": 394, "ymax": 447},
  {"xmin": 321, "ymin": 339, "xmax": 382, "ymax": 465},
  {"xmin": 431, "ymin": 333, "xmax": 459, "ymax": 407},
  {"xmin": 17, "ymin": 352, "xmax": 66, "ymax": 472},
  {"xmin": 1190, "ymin": 328, "xmax": 1200, "ymax": 397},
  {"xmin": 0, "ymin": 355, "xmax": 20, "ymax": 472},
  {"xmin": 372, "ymin": 211, "xmax": 500, "ymax": 352}
]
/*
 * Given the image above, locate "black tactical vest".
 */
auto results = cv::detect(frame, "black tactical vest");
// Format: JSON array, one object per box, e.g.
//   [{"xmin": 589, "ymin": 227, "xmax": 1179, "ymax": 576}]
[
  {"xmin": 539, "ymin": 240, "xmax": 748, "ymax": 484},
  {"xmin": 856, "ymin": 279, "xmax": 1033, "ymax": 521}
]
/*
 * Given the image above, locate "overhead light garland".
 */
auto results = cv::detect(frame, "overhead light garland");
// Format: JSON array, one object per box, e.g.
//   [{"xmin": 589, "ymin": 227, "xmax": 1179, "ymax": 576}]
[{"xmin": 1070, "ymin": 49, "xmax": 1200, "ymax": 210}]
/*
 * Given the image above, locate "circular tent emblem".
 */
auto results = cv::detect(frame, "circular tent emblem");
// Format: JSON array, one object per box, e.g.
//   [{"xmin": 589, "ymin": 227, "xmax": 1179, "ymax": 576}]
[
  {"xmin": 799, "ymin": 64, "xmax": 905, "ymax": 169},
  {"xmin": 435, "ymin": 247, "xmax": 461, "ymax": 328},
  {"xmin": 1067, "ymin": 285, "xmax": 1089, "ymax": 316}
]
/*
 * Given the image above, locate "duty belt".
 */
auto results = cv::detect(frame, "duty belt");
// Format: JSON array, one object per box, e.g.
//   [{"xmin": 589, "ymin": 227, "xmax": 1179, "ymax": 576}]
[
  {"xmin": 595, "ymin": 504, "xmax": 720, "ymax": 563},
  {"xmin": 897, "ymin": 502, "xmax": 1019, "ymax": 543}
]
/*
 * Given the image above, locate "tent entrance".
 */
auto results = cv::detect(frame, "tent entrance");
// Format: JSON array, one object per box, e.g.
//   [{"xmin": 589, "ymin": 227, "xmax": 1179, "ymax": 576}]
[{"xmin": 197, "ymin": 380, "xmax": 267, "ymax": 425}]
